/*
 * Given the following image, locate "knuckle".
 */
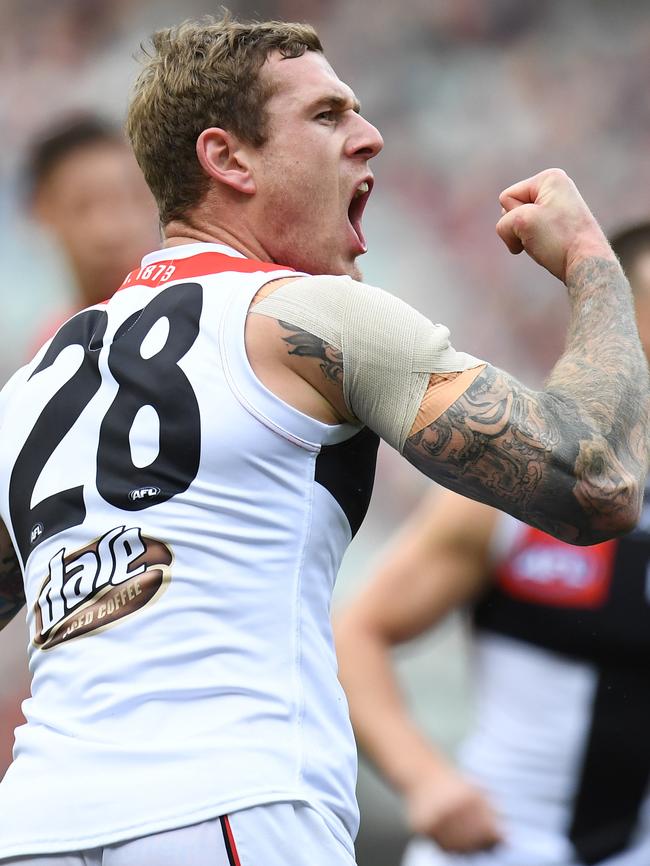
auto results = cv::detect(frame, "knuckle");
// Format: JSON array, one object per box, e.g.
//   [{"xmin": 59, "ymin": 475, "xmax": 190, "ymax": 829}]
[{"xmin": 513, "ymin": 210, "xmax": 531, "ymax": 233}]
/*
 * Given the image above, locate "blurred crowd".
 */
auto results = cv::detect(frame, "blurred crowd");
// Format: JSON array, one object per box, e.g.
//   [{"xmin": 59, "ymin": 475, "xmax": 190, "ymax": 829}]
[
  {"xmin": 3, "ymin": 1, "xmax": 650, "ymax": 380},
  {"xmin": 1, "ymin": 1, "xmax": 650, "ymax": 864}
]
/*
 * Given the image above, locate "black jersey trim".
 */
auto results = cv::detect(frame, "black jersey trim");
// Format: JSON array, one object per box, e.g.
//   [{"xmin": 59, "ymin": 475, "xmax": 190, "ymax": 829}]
[
  {"xmin": 569, "ymin": 664, "xmax": 650, "ymax": 863},
  {"xmin": 314, "ymin": 426, "xmax": 379, "ymax": 537}
]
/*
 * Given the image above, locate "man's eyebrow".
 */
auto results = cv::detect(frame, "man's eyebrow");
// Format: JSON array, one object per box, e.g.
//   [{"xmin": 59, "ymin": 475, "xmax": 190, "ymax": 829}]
[{"xmin": 310, "ymin": 94, "xmax": 362, "ymax": 114}]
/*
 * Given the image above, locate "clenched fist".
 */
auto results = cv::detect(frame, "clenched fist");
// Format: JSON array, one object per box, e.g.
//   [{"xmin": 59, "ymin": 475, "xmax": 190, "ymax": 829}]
[
  {"xmin": 405, "ymin": 764, "xmax": 503, "ymax": 853},
  {"xmin": 496, "ymin": 168, "xmax": 616, "ymax": 284}
]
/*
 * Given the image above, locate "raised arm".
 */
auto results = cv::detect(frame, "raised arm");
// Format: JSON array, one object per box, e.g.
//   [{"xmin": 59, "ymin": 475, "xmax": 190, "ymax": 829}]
[
  {"xmin": 335, "ymin": 488, "xmax": 502, "ymax": 852},
  {"xmin": 0, "ymin": 519, "xmax": 25, "ymax": 631},
  {"xmin": 405, "ymin": 171, "xmax": 648, "ymax": 543}
]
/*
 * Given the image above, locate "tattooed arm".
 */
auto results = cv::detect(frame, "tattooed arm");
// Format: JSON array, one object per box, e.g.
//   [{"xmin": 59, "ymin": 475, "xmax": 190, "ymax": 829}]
[
  {"xmin": 405, "ymin": 326, "xmax": 646, "ymax": 544},
  {"xmin": 404, "ymin": 171, "xmax": 649, "ymax": 543},
  {"xmin": 0, "ymin": 519, "xmax": 24, "ymax": 631},
  {"xmin": 408, "ymin": 174, "xmax": 649, "ymax": 542},
  {"xmin": 276, "ymin": 284, "xmax": 646, "ymax": 545}
]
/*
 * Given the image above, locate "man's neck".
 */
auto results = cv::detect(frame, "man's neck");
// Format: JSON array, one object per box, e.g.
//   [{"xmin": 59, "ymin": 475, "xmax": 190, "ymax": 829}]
[{"xmin": 163, "ymin": 218, "xmax": 270, "ymax": 263}]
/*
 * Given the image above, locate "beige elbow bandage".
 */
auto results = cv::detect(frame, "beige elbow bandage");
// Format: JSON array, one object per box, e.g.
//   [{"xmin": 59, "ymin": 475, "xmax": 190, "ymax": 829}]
[{"xmin": 252, "ymin": 275, "xmax": 484, "ymax": 453}]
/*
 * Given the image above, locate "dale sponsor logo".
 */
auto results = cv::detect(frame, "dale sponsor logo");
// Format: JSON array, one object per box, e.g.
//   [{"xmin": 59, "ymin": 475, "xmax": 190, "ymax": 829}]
[{"xmin": 34, "ymin": 525, "xmax": 172, "ymax": 650}]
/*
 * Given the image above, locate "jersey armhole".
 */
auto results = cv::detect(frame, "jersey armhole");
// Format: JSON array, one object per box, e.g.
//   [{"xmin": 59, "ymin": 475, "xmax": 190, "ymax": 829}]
[{"xmin": 219, "ymin": 273, "xmax": 361, "ymax": 450}]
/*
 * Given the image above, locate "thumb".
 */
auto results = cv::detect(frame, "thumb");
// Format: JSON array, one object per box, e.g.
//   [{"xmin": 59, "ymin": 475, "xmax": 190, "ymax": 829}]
[{"xmin": 496, "ymin": 202, "xmax": 538, "ymax": 255}]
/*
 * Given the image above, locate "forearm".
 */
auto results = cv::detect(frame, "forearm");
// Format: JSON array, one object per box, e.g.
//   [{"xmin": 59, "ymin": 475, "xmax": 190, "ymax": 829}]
[
  {"xmin": 337, "ymin": 619, "xmax": 454, "ymax": 794},
  {"xmin": 544, "ymin": 254, "xmax": 648, "ymax": 513}
]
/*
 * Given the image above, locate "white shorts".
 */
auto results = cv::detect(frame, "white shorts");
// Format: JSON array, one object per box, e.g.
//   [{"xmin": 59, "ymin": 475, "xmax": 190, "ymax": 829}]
[{"xmin": 0, "ymin": 802, "xmax": 357, "ymax": 866}]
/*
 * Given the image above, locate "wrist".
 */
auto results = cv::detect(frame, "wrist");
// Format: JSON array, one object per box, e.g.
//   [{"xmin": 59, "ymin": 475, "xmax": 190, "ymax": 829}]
[
  {"xmin": 396, "ymin": 748, "xmax": 457, "ymax": 797},
  {"xmin": 564, "ymin": 233, "xmax": 618, "ymax": 287}
]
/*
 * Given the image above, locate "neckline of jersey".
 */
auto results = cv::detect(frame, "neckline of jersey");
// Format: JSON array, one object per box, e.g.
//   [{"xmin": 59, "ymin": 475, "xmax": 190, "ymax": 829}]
[{"xmin": 140, "ymin": 242, "xmax": 247, "ymax": 266}]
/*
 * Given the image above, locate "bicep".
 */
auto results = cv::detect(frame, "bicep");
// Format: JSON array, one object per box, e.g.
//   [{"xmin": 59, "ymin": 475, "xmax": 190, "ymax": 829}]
[
  {"xmin": 246, "ymin": 294, "xmax": 355, "ymax": 425},
  {"xmin": 0, "ymin": 520, "xmax": 25, "ymax": 631}
]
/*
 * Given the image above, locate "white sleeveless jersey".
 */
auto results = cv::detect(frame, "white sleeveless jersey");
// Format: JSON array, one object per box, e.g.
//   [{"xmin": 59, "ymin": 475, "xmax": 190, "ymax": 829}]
[{"xmin": 0, "ymin": 243, "xmax": 379, "ymax": 858}]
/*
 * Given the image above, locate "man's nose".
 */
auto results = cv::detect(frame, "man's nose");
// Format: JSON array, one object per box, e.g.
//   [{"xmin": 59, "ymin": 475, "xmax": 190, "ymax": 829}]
[{"xmin": 348, "ymin": 115, "xmax": 384, "ymax": 160}]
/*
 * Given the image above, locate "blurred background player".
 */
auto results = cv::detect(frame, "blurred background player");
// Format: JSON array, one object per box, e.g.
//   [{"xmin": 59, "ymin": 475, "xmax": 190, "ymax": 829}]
[
  {"xmin": 336, "ymin": 222, "xmax": 650, "ymax": 866},
  {"xmin": 25, "ymin": 113, "xmax": 159, "ymax": 347}
]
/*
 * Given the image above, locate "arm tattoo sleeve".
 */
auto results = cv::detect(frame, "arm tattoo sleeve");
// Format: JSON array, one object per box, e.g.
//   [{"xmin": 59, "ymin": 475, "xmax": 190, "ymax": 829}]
[
  {"xmin": 276, "ymin": 258, "xmax": 648, "ymax": 544},
  {"xmin": 0, "ymin": 522, "xmax": 25, "ymax": 631},
  {"xmin": 405, "ymin": 257, "xmax": 649, "ymax": 544}
]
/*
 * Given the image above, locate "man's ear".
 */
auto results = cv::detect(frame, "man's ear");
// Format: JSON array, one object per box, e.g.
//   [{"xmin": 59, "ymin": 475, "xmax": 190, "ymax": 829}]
[{"xmin": 196, "ymin": 128, "xmax": 256, "ymax": 195}]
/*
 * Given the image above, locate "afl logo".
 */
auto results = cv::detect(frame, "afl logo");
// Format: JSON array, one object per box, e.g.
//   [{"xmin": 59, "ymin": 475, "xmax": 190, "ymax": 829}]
[
  {"xmin": 128, "ymin": 486, "xmax": 161, "ymax": 502},
  {"xmin": 30, "ymin": 523, "xmax": 44, "ymax": 544}
]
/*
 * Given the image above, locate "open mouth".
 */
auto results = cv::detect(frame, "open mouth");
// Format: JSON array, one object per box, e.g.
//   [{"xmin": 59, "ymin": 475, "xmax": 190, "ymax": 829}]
[{"xmin": 348, "ymin": 179, "xmax": 373, "ymax": 253}]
